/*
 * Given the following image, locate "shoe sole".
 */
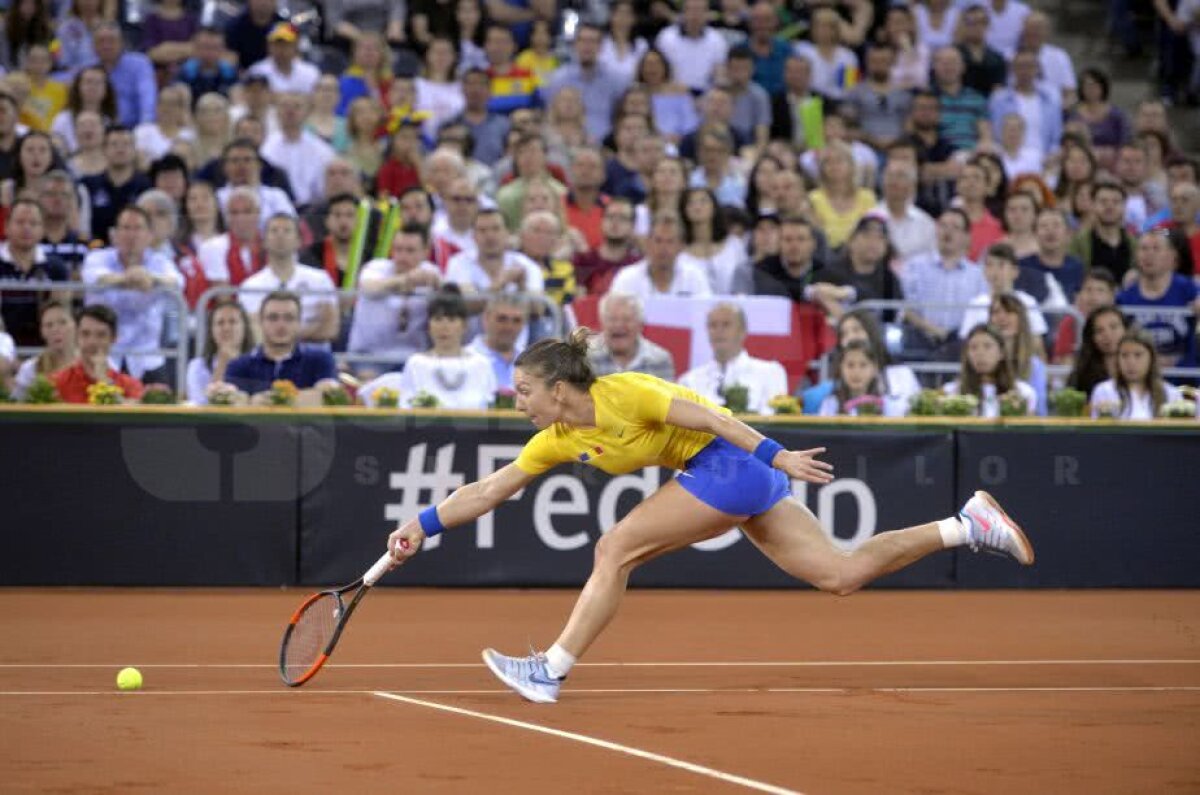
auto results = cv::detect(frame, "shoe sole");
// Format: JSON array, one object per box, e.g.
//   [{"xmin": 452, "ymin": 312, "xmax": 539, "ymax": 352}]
[
  {"xmin": 974, "ymin": 490, "xmax": 1035, "ymax": 565},
  {"xmin": 481, "ymin": 649, "xmax": 558, "ymax": 704}
]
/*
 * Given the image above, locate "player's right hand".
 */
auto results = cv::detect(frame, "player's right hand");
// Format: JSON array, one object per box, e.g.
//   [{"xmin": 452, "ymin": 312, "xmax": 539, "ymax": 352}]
[{"xmin": 387, "ymin": 519, "xmax": 425, "ymax": 567}]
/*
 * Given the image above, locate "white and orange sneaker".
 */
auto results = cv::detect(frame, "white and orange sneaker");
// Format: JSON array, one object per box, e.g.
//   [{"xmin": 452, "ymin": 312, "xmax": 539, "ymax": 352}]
[{"xmin": 959, "ymin": 490, "xmax": 1035, "ymax": 565}]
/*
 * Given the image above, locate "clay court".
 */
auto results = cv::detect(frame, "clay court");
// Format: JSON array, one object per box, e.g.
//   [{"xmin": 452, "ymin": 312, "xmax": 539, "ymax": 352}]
[{"xmin": 2, "ymin": 588, "xmax": 1197, "ymax": 794}]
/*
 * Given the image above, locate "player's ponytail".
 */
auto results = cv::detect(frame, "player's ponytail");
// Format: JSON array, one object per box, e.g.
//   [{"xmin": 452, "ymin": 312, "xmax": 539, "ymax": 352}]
[{"xmin": 515, "ymin": 326, "xmax": 597, "ymax": 391}]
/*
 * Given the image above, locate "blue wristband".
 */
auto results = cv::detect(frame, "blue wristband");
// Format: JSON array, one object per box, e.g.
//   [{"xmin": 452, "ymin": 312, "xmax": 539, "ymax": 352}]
[
  {"xmin": 753, "ymin": 438, "xmax": 785, "ymax": 467},
  {"xmin": 418, "ymin": 506, "xmax": 447, "ymax": 537}
]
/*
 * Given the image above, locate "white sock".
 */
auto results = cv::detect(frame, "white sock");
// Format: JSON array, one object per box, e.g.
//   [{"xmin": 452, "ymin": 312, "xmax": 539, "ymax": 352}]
[
  {"xmin": 937, "ymin": 516, "xmax": 969, "ymax": 548},
  {"xmin": 543, "ymin": 644, "xmax": 576, "ymax": 680}
]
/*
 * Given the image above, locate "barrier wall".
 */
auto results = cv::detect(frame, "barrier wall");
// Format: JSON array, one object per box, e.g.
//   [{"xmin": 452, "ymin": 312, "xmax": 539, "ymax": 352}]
[{"xmin": 1, "ymin": 408, "xmax": 1196, "ymax": 588}]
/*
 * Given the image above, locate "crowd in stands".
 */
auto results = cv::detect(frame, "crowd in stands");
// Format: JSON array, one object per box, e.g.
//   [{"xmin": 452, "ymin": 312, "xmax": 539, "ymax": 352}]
[{"xmin": 0, "ymin": 0, "xmax": 1196, "ymax": 422}]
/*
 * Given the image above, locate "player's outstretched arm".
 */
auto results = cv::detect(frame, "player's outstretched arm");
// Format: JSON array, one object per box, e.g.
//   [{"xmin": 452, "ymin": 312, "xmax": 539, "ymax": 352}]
[
  {"xmin": 388, "ymin": 463, "xmax": 534, "ymax": 563},
  {"xmin": 665, "ymin": 398, "xmax": 834, "ymax": 484}
]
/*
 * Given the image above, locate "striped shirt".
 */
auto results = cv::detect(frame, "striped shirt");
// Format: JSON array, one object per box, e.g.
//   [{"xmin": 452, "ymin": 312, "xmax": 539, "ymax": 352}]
[
  {"xmin": 933, "ymin": 84, "xmax": 988, "ymax": 152},
  {"xmin": 899, "ymin": 252, "xmax": 988, "ymax": 333},
  {"xmin": 486, "ymin": 65, "xmax": 541, "ymax": 115}
]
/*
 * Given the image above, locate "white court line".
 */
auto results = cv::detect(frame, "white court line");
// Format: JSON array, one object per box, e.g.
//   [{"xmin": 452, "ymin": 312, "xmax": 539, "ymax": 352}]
[
  {"xmin": 3, "ymin": 685, "xmax": 1197, "ymax": 696},
  {"xmin": 0, "ymin": 659, "xmax": 1196, "ymax": 669},
  {"xmin": 373, "ymin": 690, "xmax": 804, "ymax": 795}
]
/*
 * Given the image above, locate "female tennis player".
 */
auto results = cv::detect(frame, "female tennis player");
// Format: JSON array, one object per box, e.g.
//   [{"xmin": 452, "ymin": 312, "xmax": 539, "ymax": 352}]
[{"xmin": 386, "ymin": 328, "xmax": 1034, "ymax": 703}]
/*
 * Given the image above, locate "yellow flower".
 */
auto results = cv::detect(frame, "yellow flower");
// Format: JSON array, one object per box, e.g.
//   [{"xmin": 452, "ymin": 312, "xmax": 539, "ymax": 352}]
[
  {"xmin": 768, "ymin": 394, "xmax": 800, "ymax": 414},
  {"xmin": 86, "ymin": 382, "xmax": 125, "ymax": 405}
]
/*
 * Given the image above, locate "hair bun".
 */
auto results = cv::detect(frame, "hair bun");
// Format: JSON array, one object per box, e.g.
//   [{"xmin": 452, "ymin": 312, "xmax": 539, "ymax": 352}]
[{"xmin": 566, "ymin": 326, "xmax": 592, "ymax": 355}]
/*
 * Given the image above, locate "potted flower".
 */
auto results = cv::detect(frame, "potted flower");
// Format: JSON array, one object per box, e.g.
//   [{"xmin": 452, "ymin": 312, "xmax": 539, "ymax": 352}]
[
  {"xmin": 492, "ymin": 387, "xmax": 517, "ymax": 410},
  {"xmin": 374, "ymin": 386, "xmax": 400, "ymax": 409},
  {"xmin": 720, "ymin": 383, "xmax": 750, "ymax": 414},
  {"xmin": 86, "ymin": 382, "xmax": 124, "ymax": 405},
  {"xmin": 1093, "ymin": 400, "xmax": 1121, "ymax": 419},
  {"xmin": 939, "ymin": 394, "xmax": 979, "ymax": 417},
  {"xmin": 410, "ymin": 390, "xmax": 439, "ymax": 408},
  {"xmin": 767, "ymin": 394, "xmax": 800, "ymax": 415},
  {"xmin": 909, "ymin": 389, "xmax": 942, "ymax": 417},
  {"xmin": 844, "ymin": 395, "xmax": 883, "ymax": 417},
  {"xmin": 1048, "ymin": 388, "xmax": 1087, "ymax": 418},
  {"xmin": 24, "ymin": 375, "xmax": 59, "ymax": 404},
  {"xmin": 321, "ymin": 384, "xmax": 352, "ymax": 406},
  {"xmin": 140, "ymin": 384, "xmax": 177, "ymax": 405},
  {"xmin": 1159, "ymin": 399, "xmax": 1197, "ymax": 419},
  {"xmin": 998, "ymin": 390, "xmax": 1027, "ymax": 417},
  {"xmin": 268, "ymin": 379, "xmax": 299, "ymax": 407},
  {"xmin": 206, "ymin": 381, "xmax": 239, "ymax": 406}
]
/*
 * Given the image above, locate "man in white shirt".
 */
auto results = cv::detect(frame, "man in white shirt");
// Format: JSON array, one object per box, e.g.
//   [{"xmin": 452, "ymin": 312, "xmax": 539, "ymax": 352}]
[
  {"xmin": 261, "ymin": 92, "xmax": 335, "ymax": 209},
  {"xmin": 655, "ymin": 0, "xmax": 730, "ymax": 93},
  {"xmin": 875, "ymin": 159, "xmax": 937, "ymax": 267},
  {"xmin": 444, "ymin": 208, "xmax": 545, "ymax": 306},
  {"xmin": 680, "ymin": 302, "xmax": 788, "ymax": 414},
  {"xmin": 610, "ymin": 212, "xmax": 712, "ymax": 300},
  {"xmin": 430, "ymin": 177, "xmax": 480, "ymax": 265},
  {"xmin": 215, "ymin": 139, "xmax": 296, "ymax": 229},
  {"xmin": 198, "ymin": 185, "xmax": 264, "ymax": 286},
  {"xmin": 587, "ymin": 291, "xmax": 676, "ymax": 380},
  {"xmin": 1020, "ymin": 11, "xmax": 1077, "ymax": 107},
  {"xmin": 239, "ymin": 214, "xmax": 339, "ymax": 345},
  {"xmin": 247, "ymin": 22, "xmax": 320, "ymax": 94},
  {"xmin": 979, "ymin": 0, "xmax": 1031, "ymax": 60}
]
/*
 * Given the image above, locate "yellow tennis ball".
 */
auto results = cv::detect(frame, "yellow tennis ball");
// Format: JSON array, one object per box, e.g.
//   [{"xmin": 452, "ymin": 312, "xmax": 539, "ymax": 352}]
[{"xmin": 116, "ymin": 667, "xmax": 143, "ymax": 691}]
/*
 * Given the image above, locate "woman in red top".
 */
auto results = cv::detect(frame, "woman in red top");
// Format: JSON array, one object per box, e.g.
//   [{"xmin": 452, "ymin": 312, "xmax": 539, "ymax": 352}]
[{"xmin": 375, "ymin": 121, "xmax": 423, "ymax": 199}]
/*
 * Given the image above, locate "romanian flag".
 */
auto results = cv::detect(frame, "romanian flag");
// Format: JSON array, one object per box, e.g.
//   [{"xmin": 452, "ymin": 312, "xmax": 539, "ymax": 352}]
[{"xmin": 578, "ymin": 446, "xmax": 604, "ymax": 462}]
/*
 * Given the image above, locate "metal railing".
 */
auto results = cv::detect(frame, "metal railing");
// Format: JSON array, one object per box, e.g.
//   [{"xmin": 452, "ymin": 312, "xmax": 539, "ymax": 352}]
[{"xmin": 0, "ymin": 281, "xmax": 189, "ymax": 389}]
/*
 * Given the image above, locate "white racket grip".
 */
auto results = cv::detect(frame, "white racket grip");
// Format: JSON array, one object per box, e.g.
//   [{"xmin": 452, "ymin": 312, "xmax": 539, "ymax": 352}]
[{"xmin": 363, "ymin": 551, "xmax": 394, "ymax": 587}]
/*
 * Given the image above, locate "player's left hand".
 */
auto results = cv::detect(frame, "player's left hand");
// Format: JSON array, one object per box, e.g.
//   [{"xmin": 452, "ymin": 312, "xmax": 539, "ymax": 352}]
[
  {"xmin": 773, "ymin": 447, "xmax": 835, "ymax": 484},
  {"xmin": 387, "ymin": 519, "xmax": 425, "ymax": 567}
]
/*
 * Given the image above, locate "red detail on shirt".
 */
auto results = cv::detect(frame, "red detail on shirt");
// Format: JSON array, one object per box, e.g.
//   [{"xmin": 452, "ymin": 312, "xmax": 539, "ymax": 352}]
[{"xmin": 53, "ymin": 362, "xmax": 145, "ymax": 404}]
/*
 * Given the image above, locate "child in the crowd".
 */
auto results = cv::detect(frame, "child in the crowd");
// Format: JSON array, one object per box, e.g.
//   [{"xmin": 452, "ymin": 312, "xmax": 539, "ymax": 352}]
[
  {"xmin": 944, "ymin": 324, "xmax": 1037, "ymax": 417},
  {"xmin": 818, "ymin": 339, "xmax": 909, "ymax": 416},
  {"xmin": 989, "ymin": 293, "xmax": 1048, "ymax": 415},
  {"xmin": 1053, "ymin": 268, "xmax": 1117, "ymax": 365},
  {"xmin": 375, "ymin": 120, "xmax": 424, "ymax": 199},
  {"xmin": 18, "ymin": 45, "xmax": 66, "ymax": 133},
  {"xmin": 959, "ymin": 242, "xmax": 1048, "ymax": 339},
  {"xmin": 515, "ymin": 20, "xmax": 559, "ymax": 83},
  {"xmin": 803, "ymin": 309, "xmax": 921, "ymax": 413},
  {"xmin": 1089, "ymin": 329, "xmax": 1182, "ymax": 419}
]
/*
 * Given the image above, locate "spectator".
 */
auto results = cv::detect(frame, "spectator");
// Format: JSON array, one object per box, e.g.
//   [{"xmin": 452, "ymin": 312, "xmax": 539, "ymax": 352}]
[
  {"xmin": 176, "ymin": 27, "xmax": 239, "ymax": 102},
  {"xmin": 81, "ymin": 125, "xmax": 151, "ymax": 244},
  {"xmin": 306, "ymin": 75, "xmax": 346, "ymax": 150},
  {"xmin": 336, "ymin": 31, "xmax": 393, "ymax": 117},
  {"xmin": 744, "ymin": 1, "xmax": 789, "ymax": 96},
  {"xmin": 799, "ymin": 112, "xmax": 880, "ymax": 190},
  {"xmin": 1114, "ymin": 143, "xmax": 1154, "ymax": 232},
  {"xmin": 224, "ymin": 0, "xmax": 282, "ymax": 71},
  {"xmin": 430, "ymin": 176, "xmax": 480, "ymax": 268},
  {"xmin": 749, "ymin": 212, "xmax": 781, "ymax": 260},
  {"xmin": 988, "ymin": 49, "xmax": 1062, "ymax": 161},
  {"xmin": 56, "ymin": 0, "xmax": 109, "ymax": 74},
  {"xmin": 37, "ymin": 170, "xmax": 91, "ymax": 276},
  {"xmin": 824, "ymin": 216, "xmax": 904, "ymax": 318},
  {"xmin": 930, "ymin": 46, "xmax": 989, "ymax": 153},
  {"xmin": 725, "ymin": 47, "xmax": 771, "ymax": 149},
  {"xmin": 680, "ymin": 301, "xmax": 787, "ymax": 413},
  {"xmin": 134, "ymin": 187, "xmax": 199, "ymax": 308},
  {"xmin": 348, "ymin": 223, "xmax": 441, "ymax": 373},
  {"xmin": 424, "ymin": 146, "xmax": 469, "ymax": 219},
  {"xmin": 943, "ymin": 324, "xmax": 1037, "ymax": 417},
  {"xmin": 610, "ymin": 212, "xmax": 711, "ymax": 299},
  {"xmin": 53, "ymin": 303, "xmax": 145, "ymax": 403},
  {"xmin": 20, "ymin": 44, "xmax": 66, "ymax": 133},
  {"xmin": 573, "ymin": 197, "xmax": 642, "ymax": 296},
  {"xmin": 902, "ymin": 91, "xmax": 958, "ymax": 215},
  {"xmin": 399, "ymin": 186, "xmax": 436, "ymax": 231},
  {"xmin": 299, "ymin": 193, "xmax": 358, "ymax": 291},
  {"xmin": 793, "ymin": 8, "xmax": 860, "ymax": 101},
  {"xmin": 468, "ymin": 292, "xmax": 528, "ymax": 389},
  {"xmin": 844, "ymin": 43, "xmax": 912, "ymax": 153},
  {"xmin": 341, "ymin": 98, "xmax": 385, "ymax": 182},
  {"xmin": 360, "ymin": 287, "xmax": 497, "ymax": 409},
  {"xmin": 261, "ymin": 93, "xmax": 335, "ymax": 211},
  {"xmin": 769, "ymin": 55, "xmax": 827, "ymax": 148},
  {"xmin": 818, "ymin": 340, "xmax": 909, "ymax": 417},
  {"xmin": 1019, "ymin": 208, "xmax": 1084, "ymax": 305},
  {"xmin": 1000, "ymin": 191, "xmax": 1040, "ymax": 258},
  {"xmin": 186, "ymin": 299, "xmax": 253, "ymax": 404},
  {"xmin": 1052, "ymin": 268, "xmax": 1117, "ymax": 365},
  {"xmin": 990, "ymin": 292, "xmax": 1048, "ymax": 415},
  {"xmin": 141, "ymin": 0, "xmax": 199, "ymax": 69},
  {"xmin": 222, "ymin": 290, "xmax": 339, "ymax": 402},
  {"xmin": 1089, "ymin": 329, "xmax": 1181, "ymax": 419},
  {"xmin": 180, "ymin": 180, "xmax": 223, "ymax": 255},
  {"xmin": 415, "ymin": 38, "xmax": 465, "ymax": 142},
  {"xmin": 518, "ymin": 208, "xmax": 576, "ymax": 306},
  {"xmin": 915, "ymin": 0, "xmax": 960, "ymax": 51},
  {"xmin": 149, "ymin": 154, "xmax": 190, "ymax": 209},
  {"xmin": 900, "ymin": 208, "xmax": 988, "ymax": 357},
  {"xmin": 496, "ymin": 134, "xmax": 566, "ymax": 228},
  {"xmin": 81, "ymin": 206, "xmax": 181, "ymax": 383},
  {"xmin": 228, "ymin": 75, "xmax": 279, "ymax": 141},
  {"xmin": 445, "ymin": 207, "xmax": 545, "ymax": 302},
  {"xmin": 744, "ymin": 155, "xmax": 784, "ymax": 218},
  {"xmin": 239, "ymin": 214, "xmax": 339, "ymax": 346},
  {"xmin": 1068, "ymin": 69, "xmax": 1130, "ymax": 171},
  {"xmin": 954, "ymin": 158, "xmax": 1004, "ymax": 261},
  {"xmin": 200, "ymin": 181, "xmax": 264, "ymax": 295},
  {"xmin": 1069, "ymin": 182, "xmax": 1136, "ymax": 283},
  {"xmin": 11, "ymin": 299, "xmax": 75, "ymax": 399},
  {"xmin": 214, "ymin": 139, "xmax": 297, "ymax": 227},
  {"xmin": 603, "ymin": 112, "xmax": 651, "ymax": 203},
  {"xmin": 599, "ymin": 0, "xmax": 650, "ymax": 88},
  {"xmin": 878, "ymin": 4, "xmax": 931, "ymax": 91},
  {"xmin": 875, "ymin": 159, "xmax": 937, "ymax": 264},
  {"xmin": 587, "ymin": 290, "xmax": 676, "ymax": 380},
  {"xmin": 655, "ymin": 0, "xmax": 730, "ymax": 94},
  {"xmin": 980, "ymin": 0, "xmax": 1031, "ymax": 59},
  {"xmin": 808, "ymin": 141, "xmax": 877, "ymax": 250},
  {"xmin": 1066, "ymin": 304, "xmax": 1129, "ymax": 396},
  {"xmin": 956, "ymin": 2, "xmax": 1007, "ymax": 97},
  {"xmin": 134, "ymin": 85, "xmax": 195, "ymax": 167},
  {"xmin": 1154, "ymin": 182, "xmax": 1200, "ymax": 267},
  {"xmin": 564, "ymin": 146, "xmax": 607, "ymax": 253},
  {"xmin": 1019, "ymin": 11, "xmax": 1076, "ymax": 106},
  {"xmin": 90, "ymin": 22, "xmax": 156, "ymax": 128},
  {"xmin": 1116, "ymin": 230, "xmax": 1199, "ymax": 367},
  {"xmin": 325, "ymin": 0, "xmax": 407, "ymax": 53},
  {"xmin": 247, "ymin": 22, "xmax": 320, "ymax": 95},
  {"xmin": 678, "ymin": 187, "xmax": 750, "ymax": 295},
  {"xmin": 688, "ymin": 124, "xmax": 746, "ymax": 210},
  {"xmin": 0, "ymin": 199, "xmax": 68, "ymax": 345},
  {"xmin": 544, "ymin": 23, "xmax": 626, "ymax": 143},
  {"xmin": 191, "ymin": 92, "xmax": 232, "ymax": 171},
  {"xmin": 68, "ymin": 109, "xmax": 108, "ymax": 178},
  {"xmin": 484, "ymin": 25, "xmax": 540, "ymax": 115},
  {"xmin": 445, "ymin": 68, "xmax": 510, "ymax": 168},
  {"xmin": 803, "ymin": 308, "xmax": 921, "ymax": 414},
  {"xmin": 959, "ymin": 242, "xmax": 1048, "ymax": 339},
  {"xmin": 991, "ymin": 114, "xmax": 1042, "ymax": 182},
  {"xmin": 635, "ymin": 48, "xmax": 701, "ymax": 144},
  {"xmin": 753, "ymin": 216, "xmax": 847, "ymax": 312},
  {"xmin": 3, "ymin": 131, "xmax": 65, "ymax": 222}
]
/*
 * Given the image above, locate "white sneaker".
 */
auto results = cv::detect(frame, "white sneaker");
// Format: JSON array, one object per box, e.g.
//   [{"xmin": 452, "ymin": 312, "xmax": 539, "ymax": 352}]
[
  {"xmin": 960, "ymin": 490, "xmax": 1035, "ymax": 565},
  {"xmin": 481, "ymin": 648, "xmax": 562, "ymax": 704}
]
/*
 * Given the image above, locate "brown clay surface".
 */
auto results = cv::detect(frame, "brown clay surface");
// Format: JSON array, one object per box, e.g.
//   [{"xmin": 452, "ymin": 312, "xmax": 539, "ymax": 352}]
[{"xmin": 0, "ymin": 589, "xmax": 1197, "ymax": 794}]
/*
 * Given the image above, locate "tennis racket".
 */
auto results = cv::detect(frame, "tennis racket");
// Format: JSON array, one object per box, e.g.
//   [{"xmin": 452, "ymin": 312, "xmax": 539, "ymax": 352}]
[{"xmin": 278, "ymin": 542, "xmax": 407, "ymax": 687}]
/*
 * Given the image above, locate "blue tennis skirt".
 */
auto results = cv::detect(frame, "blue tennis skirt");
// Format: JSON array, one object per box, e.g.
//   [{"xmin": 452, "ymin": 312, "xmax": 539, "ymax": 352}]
[{"xmin": 676, "ymin": 437, "xmax": 792, "ymax": 517}]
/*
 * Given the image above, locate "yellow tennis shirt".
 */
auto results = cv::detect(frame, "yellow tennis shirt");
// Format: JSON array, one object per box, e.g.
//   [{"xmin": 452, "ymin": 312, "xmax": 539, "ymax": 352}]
[{"xmin": 514, "ymin": 372, "xmax": 730, "ymax": 476}]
